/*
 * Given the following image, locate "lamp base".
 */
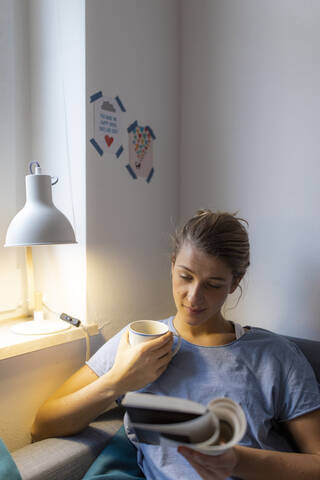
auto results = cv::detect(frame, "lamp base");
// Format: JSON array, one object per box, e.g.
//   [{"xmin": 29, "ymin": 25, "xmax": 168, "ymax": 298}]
[{"xmin": 11, "ymin": 319, "xmax": 71, "ymax": 335}]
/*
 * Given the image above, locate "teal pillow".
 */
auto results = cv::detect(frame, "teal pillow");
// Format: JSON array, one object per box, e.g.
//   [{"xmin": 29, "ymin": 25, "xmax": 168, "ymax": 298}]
[
  {"xmin": 0, "ymin": 439, "xmax": 22, "ymax": 480},
  {"xmin": 82, "ymin": 426, "xmax": 145, "ymax": 479}
]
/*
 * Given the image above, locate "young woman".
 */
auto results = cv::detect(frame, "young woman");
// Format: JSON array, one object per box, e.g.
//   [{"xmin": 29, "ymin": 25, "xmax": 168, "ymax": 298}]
[{"xmin": 32, "ymin": 210, "xmax": 320, "ymax": 480}]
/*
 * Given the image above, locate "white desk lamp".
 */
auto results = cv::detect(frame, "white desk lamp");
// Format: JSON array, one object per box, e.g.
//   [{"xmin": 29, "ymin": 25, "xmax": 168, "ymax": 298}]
[{"xmin": 4, "ymin": 161, "xmax": 77, "ymax": 335}]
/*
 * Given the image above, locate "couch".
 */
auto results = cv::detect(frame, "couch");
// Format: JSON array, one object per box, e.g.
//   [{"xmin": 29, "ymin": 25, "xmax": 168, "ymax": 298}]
[{"xmin": 11, "ymin": 334, "xmax": 320, "ymax": 480}]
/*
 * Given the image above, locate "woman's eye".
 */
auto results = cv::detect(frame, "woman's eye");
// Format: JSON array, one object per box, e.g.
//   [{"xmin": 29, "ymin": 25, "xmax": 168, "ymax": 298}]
[
  {"xmin": 207, "ymin": 284, "xmax": 221, "ymax": 289},
  {"xmin": 180, "ymin": 274, "xmax": 192, "ymax": 281}
]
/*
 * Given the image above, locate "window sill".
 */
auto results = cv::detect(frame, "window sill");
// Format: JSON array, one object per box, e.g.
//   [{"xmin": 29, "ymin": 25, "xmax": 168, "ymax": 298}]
[{"xmin": 0, "ymin": 317, "xmax": 99, "ymax": 360}]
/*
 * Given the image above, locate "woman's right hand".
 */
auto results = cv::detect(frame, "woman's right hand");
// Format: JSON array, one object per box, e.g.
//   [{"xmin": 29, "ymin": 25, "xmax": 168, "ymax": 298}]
[{"xmin": 109, "ymin": 328, "xmax": 174, "ymax": 393}]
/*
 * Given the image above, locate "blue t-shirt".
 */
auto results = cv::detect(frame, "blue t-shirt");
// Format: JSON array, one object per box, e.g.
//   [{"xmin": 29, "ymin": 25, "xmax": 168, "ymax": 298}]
[{"xmin": 86, "ymin": 317, "xmax": 320, "ymax": 480}]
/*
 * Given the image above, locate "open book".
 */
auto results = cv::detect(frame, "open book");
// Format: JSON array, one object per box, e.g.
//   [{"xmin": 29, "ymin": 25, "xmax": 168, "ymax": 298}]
[{"xmin": 122, "ymin": 392, "xmax": 247, "ymax": 455}]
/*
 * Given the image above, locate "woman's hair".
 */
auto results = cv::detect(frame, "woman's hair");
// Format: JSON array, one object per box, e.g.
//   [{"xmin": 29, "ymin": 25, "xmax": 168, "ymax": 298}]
[{"xmin": 171, "ymin": 209, "xmax": 250, "ymax": 282}]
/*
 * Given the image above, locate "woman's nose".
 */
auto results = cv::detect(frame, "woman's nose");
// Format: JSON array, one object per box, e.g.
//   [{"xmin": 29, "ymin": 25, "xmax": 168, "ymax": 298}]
[{"xmin": 187, "ymin": 284, "xmax": 204, "ymax": 305}]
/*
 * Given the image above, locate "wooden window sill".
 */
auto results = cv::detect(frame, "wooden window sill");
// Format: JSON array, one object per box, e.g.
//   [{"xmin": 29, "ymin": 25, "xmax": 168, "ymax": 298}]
[{"xmin": 0, "ymin": 317, "xmax": 98, "ymax": 360}]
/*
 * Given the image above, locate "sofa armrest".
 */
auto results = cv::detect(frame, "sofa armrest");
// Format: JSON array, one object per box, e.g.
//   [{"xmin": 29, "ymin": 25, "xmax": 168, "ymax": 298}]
[{"xmin": 11, "ymin": 406, "xmax": 124, "ymax": 480}]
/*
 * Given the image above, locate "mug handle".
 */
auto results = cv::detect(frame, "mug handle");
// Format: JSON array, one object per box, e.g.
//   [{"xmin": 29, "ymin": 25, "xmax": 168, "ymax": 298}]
[{"xmin": 172, "ymin": 332, "xmax": 181, "ymax": 356}]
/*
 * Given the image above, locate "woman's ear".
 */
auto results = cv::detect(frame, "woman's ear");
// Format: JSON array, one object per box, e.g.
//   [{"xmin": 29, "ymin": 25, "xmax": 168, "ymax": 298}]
[{"xmin": 229, "ymin": 275, "xmax": 243, "ymax": 294}]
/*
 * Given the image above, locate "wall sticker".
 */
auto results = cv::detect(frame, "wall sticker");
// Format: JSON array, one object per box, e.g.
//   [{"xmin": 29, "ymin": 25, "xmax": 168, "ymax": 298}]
[
  {"xmin": 126, "ymin": 121, "xmax": 156, "ymax": 183},
  {"xmin": 89, "ymin": 91, "xmax": 126, "ymax": 158}
]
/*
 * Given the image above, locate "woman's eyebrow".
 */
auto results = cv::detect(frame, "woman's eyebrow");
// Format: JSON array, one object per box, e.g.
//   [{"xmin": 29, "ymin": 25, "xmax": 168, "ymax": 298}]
[{"xmin": 176, "ymin": 265, "xmax": 226, "ymax": 281}]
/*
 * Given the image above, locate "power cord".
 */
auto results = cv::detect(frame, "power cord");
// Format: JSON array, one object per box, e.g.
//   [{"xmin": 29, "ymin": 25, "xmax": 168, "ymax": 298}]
[
  {"xmin": 42, "ymin": 302, "xmax": 90, "ymax": 361},
  {"xmin": 59, "ymin": 313, "xmax": 91, "ymax": 361}
]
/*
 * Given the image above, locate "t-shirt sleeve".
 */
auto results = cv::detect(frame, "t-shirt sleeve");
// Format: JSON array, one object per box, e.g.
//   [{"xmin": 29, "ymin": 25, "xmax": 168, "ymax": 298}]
[
  {"xmin": 86, "ymin": 326, "xmax": 126, "ymax": 377},
  {"xmin": 277, "ymin": 341, "xmax": 320, "ymax": 422}
]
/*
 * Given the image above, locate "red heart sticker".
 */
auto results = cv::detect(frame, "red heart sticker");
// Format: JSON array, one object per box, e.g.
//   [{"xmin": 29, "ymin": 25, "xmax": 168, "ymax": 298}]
[{"xmin": 105, "ymin": 135, "xmax": 114, "ymax": 147}]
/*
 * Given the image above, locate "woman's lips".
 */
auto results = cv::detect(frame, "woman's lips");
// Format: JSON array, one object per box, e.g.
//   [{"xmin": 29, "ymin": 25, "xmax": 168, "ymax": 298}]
[{"xmin": 184, "ymin": 305, "xmax": 206, "ymax": 314}]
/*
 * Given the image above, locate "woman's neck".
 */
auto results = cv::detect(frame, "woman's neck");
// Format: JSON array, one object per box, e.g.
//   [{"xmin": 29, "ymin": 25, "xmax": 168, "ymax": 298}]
[{"xmin": 173, "ymin": 314, "xmax": 236, "ymax": 347}]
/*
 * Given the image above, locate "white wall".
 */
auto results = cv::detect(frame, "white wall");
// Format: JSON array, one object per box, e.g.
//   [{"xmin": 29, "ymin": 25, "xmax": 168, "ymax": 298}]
[
  {"xmin": 86, "ymin": 0, "xmax": 180, "ymax": 337},
  {"xmin": 180, "ymin": 0, "xmax": 320, "ymax": 339}
]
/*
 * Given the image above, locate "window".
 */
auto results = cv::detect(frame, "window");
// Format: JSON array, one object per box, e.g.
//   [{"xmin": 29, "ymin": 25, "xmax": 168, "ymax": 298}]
[{"xmin": 0, "ymin": 0, "xmax": 29, "ymax": 320}]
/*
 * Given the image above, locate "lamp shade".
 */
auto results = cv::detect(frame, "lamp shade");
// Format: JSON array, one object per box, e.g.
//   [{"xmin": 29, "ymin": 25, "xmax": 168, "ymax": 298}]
[{"xmin": 5, "ymin": 169, "xmax": 77, "ymax": 246}]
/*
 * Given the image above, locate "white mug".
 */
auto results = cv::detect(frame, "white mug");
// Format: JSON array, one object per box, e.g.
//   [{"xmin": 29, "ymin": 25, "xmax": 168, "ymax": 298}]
[{"xmin": 128, "ymin": 320, "xmax": 181, "ymax": 357}]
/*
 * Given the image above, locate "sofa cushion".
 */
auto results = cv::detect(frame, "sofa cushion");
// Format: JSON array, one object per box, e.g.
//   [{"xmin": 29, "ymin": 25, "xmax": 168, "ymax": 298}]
[
  {"xmin": 282, "ymin": 335, "xmax": 320, "ymax": 383},
  {"xmin": 12, "ymin": 406, "xmax": 124, "ymax": 480}
]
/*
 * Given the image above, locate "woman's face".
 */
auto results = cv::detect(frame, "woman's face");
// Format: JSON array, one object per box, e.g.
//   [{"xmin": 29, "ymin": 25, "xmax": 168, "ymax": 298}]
[{"xmin": 171, "ymin": 242, "xmax": 239, "ymax": 327}]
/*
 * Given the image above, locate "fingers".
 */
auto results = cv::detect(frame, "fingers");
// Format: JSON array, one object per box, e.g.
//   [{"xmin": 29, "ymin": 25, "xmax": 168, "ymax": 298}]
[
  {"xmin": 123, "ymin": 329, "xmax": 173, "ymax": 348},
  {"xmin": 153, "ymin": 344, "xmax": 173, "ymax": 368},
  {"xmin": 156, "ymin": 350, "xmax": 172, "ymax": 371},
  {"xmin": 124, "ymin": 329, "xmax": 174, "ymax": 376},
  {"xmin": 178, "ymin": 447, "xmax": 209, "ymax": 464},
  {"xmin": 178, "ymin": 448, "xmax": 213, "ymax": 479},
  {"xmin": 142, "ymin": 331, "xmax": 173, "ymax": 352},
  {"xmin": 120, "ymin": 328, "xmax": 129, "ymax": 341},
  {"xmin": 178, "ymin": 447, "xmax": 234, "ymax": 480},
  {"xmin": 159, "ymin": 345, "xmax": 173, "ymax": 359}
]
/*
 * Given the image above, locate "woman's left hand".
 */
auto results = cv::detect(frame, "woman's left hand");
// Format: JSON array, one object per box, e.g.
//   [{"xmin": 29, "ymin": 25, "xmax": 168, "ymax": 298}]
[{"xmin": 178, "ymin": 446, "xmax": 238, "ymax": 480}]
